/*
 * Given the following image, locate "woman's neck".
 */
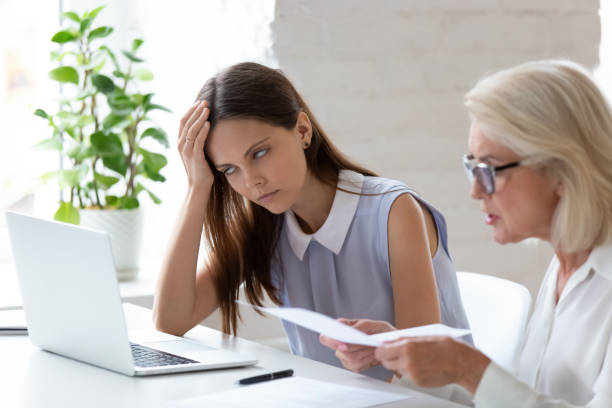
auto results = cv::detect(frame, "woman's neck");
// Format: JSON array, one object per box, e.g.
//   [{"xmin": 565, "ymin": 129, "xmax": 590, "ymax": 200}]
[
  {"xmin": 290, "ymin": 172, "xmax": 336, "ymax": 234},
  {"xmin": 554, "ymin": 247, "xmax": 593, "ymax": 303},
  {"xmin": 556, "ymin": 248, "xmax": 592, "ymax": 277}
]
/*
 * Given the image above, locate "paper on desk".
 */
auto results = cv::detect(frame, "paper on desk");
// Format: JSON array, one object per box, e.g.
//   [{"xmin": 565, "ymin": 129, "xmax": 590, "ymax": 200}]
[
  {"xmin": 237, "ymin": 301, "xmax": 470, "ymax": 347},
  {"xmin": 166, "ymin": 376, "xmax": 411, "ymax": 408},
  {"xmin": 0, "ymin": 309, "xmax": 27, "ymax": 335}
]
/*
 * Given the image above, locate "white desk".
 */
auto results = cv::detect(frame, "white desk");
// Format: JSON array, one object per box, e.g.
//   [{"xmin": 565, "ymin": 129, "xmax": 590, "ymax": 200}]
[{"xmin": 0, "ymin": 304, "xmax": 465, "ymax": 408}]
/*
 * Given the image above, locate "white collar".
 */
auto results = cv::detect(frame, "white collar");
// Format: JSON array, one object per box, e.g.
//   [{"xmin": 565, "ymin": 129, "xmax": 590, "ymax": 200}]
[{"xmin": 284, "ymin": 170, "xmax": 364, "ymax": 261}]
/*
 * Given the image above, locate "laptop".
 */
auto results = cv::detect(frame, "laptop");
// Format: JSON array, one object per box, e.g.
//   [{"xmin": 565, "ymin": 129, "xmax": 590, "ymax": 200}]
[{"xmin": 5, "ymin": 211, "xmax": 257, "ymax": 376}]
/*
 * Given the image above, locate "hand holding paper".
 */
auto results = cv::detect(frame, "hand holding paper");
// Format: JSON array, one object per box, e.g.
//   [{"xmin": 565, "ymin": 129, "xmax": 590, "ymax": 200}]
[{"xmin": 237, "ymin": 301, "xmax": 470, "ymax": 347}]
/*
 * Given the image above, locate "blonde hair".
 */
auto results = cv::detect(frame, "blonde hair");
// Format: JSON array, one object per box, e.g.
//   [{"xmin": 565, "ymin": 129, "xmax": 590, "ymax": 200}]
[{"xmin": 464, "ymin": 60, "xmax": 612, "ymax": 252}]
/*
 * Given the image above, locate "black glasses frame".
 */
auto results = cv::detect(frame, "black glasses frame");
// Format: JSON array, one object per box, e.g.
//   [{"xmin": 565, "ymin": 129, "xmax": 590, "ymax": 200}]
[{"xmin": 462, "ymin": 154, "xmax": 521, "ymax": 194}]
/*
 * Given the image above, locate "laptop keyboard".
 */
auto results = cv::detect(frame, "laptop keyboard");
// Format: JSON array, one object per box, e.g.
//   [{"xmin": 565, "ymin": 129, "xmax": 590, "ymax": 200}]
[{"xmin": 130, "ymin": 342, "xmax": 199, "ymax": 368}]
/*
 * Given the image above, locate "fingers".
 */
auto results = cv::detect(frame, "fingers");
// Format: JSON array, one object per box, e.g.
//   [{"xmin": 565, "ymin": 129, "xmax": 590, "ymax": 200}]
[
  {"xmin": 179, "ymin": 106, "xmax": 209, "ymax": 154},
  {"xmin": 184, "ymin": 106, "xmax": 209, "ymax": 145},
  {"xmin": 178, "ymin": 101, "xmax": 208, "ymax": 146},
  {"xmin": 337, "ymin": 318, "xmax": 359, "ymax": 326},
  {"xmin": 319, "ymin": 334, "xmax": 346, "ymax": 351},
  {"xmin": 375, "ymin": 339, "xmax": 410, "ymax": 370},
  {"xmin": 352, "ymin": 319, "xmax": 394, "ymax": 335},
  {"xmin": 335, "ymin": 347, "xmax": 378, "ymax": 372}
]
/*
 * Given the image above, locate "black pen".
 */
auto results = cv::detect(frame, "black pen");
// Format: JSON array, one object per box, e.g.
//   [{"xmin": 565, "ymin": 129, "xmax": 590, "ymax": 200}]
[{"xmin": 238, "ymin": 369, "xmax": 294, "ymax": 385}]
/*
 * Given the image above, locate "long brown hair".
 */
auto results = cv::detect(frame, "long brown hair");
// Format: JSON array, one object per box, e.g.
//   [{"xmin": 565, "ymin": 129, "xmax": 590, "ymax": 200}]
[{"xmin": 196, "ymin": 62, "xmax": 376, "ymax": 335}]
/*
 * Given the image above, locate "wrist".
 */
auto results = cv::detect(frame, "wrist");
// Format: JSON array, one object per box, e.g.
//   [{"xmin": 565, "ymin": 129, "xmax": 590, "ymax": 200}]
[
  {"xmin": 187, "ymin": 183, "xmax": 212, "ymax": 198},
  {"xmin": 455, "ymin": 341, "xmax": 490, "ymax": 394}
]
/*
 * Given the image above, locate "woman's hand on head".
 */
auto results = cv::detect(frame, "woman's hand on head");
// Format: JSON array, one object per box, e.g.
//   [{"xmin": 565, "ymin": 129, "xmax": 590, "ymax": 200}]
[
  {"xmin": 178, "ymin": 100, "xmax": 214, "ymax": 192},
  {"xmin": 319, "ymin": 318, "xmax": 396, "ymax": 373},
  {"xmin": 374, "ymin": 336, "xmax": 490, "ymax": 393}
]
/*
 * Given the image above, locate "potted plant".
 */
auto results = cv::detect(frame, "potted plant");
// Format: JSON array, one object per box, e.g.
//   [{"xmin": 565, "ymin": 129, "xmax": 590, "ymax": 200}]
[{"xmin": 34, "ymin": 6, "xmax": 170, "ymax": 280}]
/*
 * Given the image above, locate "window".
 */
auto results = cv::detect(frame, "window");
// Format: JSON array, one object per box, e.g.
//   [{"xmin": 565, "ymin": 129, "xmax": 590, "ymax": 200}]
[{"xmin": 1, "ymin": 0, "xmax": 277, "ymax": 268}]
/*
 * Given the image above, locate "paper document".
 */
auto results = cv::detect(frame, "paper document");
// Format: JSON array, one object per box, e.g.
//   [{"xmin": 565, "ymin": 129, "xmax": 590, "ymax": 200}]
[
  {"xmin": 166, "ymin": 376, "xmax": 410, "ymax": 408},
  {"xmin": 0, "ymin": 309, "xmax": 27, "ymax": 335},
  {"xmin": 237, "ymin": 301, "xmax": 470, "ymax": 347}
]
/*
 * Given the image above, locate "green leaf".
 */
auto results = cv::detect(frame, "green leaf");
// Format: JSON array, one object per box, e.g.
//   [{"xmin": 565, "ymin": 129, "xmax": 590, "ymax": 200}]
[
  {"xmin": 54, "ymin": 201, "xmax": 80, "ymax": 225},
  {"xmin": 86, "ymin": 5, "xmax": 106, "ymax": 20},
  {"xmin": 75, "ymin": 114, "xmax": 94, "ymax": 127},
  {"xmin": 51, "ymin": 30, "xmax": 77, "ymax": 43},
  {"xmin": 32, "ymin": 137, "xmax": 62, "ymax": 151},
  {"xmin": 108, "ymin": 93, "xmax": 137, "ymax": 116},
  {"xmin": 58, "ymin": 165, "xmax": 88, "ymax": 189},
  {"xmin": 76, "ymin": 88, "xmax": 97, "ymax": 100},
  {"xmin": 88, "ymin": 26, "xmax": 113, "ymax": 41},
  {"xmin": 144, "ymin": 103, "xmax": 172, "ymax": 113},
  {"xmin": 79, "ymin": 17, "xmax": 93, "ymax": 34},
  {"xmin": 112, "ymin": 70, "xmax": 129, "ymax": 80},
  {"xmin": 40, "ymin": 171, "xmax": 58, "ymax": 183},
  {"xmin": 133, "ymin": 68, "xmax": 153, "ymax": 81},
  {"xmin": 132, "ymin": 39, "xmax": 144, "ymax": 52},
  {"xmin": 34, "ymin": 109, "xmax": 49, "ymax": 119},
  {"xmin": 99, "ymin": 46, "xmax": 120, "ymax": 71},
  {"xmin": 102, "ymin": 154, "xmax": 128, "ymax": 176},
  {"xmin": 102, "ymin": 113, "xmax": 130, "ymax": 131},
  {"xmin": 138, "ymin": 147, "xmax": 167, "ymax": 173},
  {"xmin": 91, "ymin": 73, "xmax": 115, "ymax": 95},
  {"xmin": 118, "ymin": 196, "xmax": 139, "ymax": 209},
  {"xmin": 50, "ymin": 50, "xmax": 77, "ymax": 62},
  {"xmin": 66, "ymin": 144, "xmax": 95, "ymax": 161},
  {"xmin": 94, "ymin": 172, "xmax": 119, "ymax": 190},
  {"xmin": 91, "ymin": 131, "xmax": 123, "ymax": 156},
  {"xmin": 141, "ymin": 127, "xmax": 169, "ymax": 148},
  {"xmin": 49, "ymin": 66, "xmax": 79, "ymax": 85},
  {"xmin": 122, "ymin": 50, "xmax": 144, "ymax": 63},
  {"xmin": 62, "ymin": 11, "xmax": 80, "ymax": 23},
  {"xmin": 105, "ymin": 195, "xmax": 118, "ymax": 207}
]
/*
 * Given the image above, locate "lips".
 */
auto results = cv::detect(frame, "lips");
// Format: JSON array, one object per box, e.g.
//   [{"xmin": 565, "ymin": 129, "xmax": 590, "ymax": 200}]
[
  {"xmin": 257, "ymin": 190, "xmax": 279, "ymax": 203},
  {"xmin": 485, "ymin": 213, "xmax": 499, "ymax": 225}
]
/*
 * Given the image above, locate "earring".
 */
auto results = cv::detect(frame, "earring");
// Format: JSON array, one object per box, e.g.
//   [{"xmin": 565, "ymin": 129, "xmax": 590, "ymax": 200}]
[{"xmin": 304, "ymin": 141, "xmax": 311, "ymax": 149}]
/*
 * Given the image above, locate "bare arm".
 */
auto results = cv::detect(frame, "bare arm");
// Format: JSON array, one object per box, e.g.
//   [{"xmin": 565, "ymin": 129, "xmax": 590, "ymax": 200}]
[
  {"xmin": 388, "ymin": 193, "xmax": 441, "ymax": 329},
  {"xmin": 319, "ymin": 193, "xmax": 441, "ymax": 373},
  {"xmin": 153, "ymin": 101, "xmax": 219, "ymax": 336}
]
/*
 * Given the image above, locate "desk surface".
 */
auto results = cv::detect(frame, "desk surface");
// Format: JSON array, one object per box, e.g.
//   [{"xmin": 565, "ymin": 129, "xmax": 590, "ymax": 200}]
[{"xmin": 0, "ymin": 304, "xmax": 465, "ymax": 408}]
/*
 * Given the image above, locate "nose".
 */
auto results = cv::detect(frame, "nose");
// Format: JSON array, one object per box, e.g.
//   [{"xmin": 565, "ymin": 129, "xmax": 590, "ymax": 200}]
[
  {"xmin": 243, "ymin": 167, "xmax": 265, "ymax": 190},
  {"xmin": 469, "ymin": 177, "xmax": 486, "ymax": 200}
]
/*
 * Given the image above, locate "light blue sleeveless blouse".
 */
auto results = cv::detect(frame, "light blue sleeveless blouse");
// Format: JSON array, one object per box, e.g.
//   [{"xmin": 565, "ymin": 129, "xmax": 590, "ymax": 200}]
[{"xmin": 270, "ymin": 170, "xmax": 471, "ymax": 380}]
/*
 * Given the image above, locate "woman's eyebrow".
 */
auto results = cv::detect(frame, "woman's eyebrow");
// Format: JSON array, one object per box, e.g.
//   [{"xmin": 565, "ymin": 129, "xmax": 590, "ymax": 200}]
[
  {"xmin": 215, "ymin": 137, "xmax": 271, "ymax": 168},
  {"xmin": 243, "ymin": 137, "xmax": 270, "ymax": 159}
]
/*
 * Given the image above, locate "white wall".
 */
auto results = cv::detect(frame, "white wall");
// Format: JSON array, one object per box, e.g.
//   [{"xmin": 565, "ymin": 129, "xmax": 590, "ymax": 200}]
[{"xmin": 271, "ymin": 0, "xmax": 601, "ymax": 297}]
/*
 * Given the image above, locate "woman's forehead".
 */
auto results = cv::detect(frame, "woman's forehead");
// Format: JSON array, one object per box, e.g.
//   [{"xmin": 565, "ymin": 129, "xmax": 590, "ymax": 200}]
[{"xmin": 468, "ymin": 122, "xmax": 518, "ymax": 162}]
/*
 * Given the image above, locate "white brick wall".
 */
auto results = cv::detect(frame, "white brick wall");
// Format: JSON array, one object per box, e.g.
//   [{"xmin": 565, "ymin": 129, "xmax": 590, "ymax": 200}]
[{"xmin": 272, "ymin": 0, "xmax": 601, "ymax": 297}]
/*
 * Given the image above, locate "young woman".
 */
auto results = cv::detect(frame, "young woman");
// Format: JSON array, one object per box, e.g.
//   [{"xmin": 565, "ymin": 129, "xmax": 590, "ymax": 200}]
[{"xmin": 153, "ymin": 62, "xmax": 470, "ymax": 380}]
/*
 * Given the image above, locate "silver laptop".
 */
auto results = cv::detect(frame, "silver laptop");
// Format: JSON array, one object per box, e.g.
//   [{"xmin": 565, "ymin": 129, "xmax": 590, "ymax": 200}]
[{"xmin": 5, "ymin": 211, "xmax": 257, "ymax": 376}]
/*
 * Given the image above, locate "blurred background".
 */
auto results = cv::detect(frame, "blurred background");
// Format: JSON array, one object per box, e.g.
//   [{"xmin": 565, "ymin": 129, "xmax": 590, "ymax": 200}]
[{"xmin": 0, "ymin": 0, "xmax": 607, "ymax": 326}]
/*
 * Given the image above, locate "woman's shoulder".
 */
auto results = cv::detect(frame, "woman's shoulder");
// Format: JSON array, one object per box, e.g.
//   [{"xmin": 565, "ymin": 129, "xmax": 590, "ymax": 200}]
[{"xmin": 361, "ymin": 174, "xmax": 413, "ymax": 195}]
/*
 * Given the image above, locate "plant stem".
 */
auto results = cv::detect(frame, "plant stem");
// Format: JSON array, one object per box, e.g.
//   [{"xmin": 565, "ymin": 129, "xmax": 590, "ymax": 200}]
[
  {"xmin": 125, "ymin": 120, "xmax": 138, "ymax": 196},
  {"xmin": 91, "ymin": 156, "xmax": 104, "ymax": 209},
  {"xmin": 122, "ymin": 62, "xmax": 132, "ymax": 92}
]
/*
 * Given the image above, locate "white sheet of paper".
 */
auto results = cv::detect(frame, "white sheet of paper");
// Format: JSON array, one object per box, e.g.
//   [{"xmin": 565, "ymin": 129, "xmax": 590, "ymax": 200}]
[
  {"xmin": 166, "ymin": 376, "xmax": 411, "ymax": 408},
  {"xmin": 0, "ymin": 309, "xmax": 27, "ymax": 334},
  {"xmin": 237, "ymin": 301, "xmax": 470, "ymax": 347}
]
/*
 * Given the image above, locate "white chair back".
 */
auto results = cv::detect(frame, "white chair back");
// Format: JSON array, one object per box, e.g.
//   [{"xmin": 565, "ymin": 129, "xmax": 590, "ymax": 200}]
[{"xmin": 457, "ymin": 271, "xmax": 532, "ymax": 372}]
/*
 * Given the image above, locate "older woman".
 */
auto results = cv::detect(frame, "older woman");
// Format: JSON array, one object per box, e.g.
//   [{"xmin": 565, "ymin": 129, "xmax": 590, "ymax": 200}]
[{"xmin": 321, "ymin": 60, "xmax": 612, "ymax": 407}]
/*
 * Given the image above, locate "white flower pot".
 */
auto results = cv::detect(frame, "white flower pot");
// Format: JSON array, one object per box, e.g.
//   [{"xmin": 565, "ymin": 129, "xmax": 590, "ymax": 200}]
[{"xmin": 79, "ymin": 208, "xmax": 144, "ymax": 281}]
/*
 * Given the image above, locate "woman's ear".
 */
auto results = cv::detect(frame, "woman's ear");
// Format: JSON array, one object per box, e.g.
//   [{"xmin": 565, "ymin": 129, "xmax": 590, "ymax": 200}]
[{"xmin": 295, "ymin": 111, "xmax": 312, "ymax": 148}]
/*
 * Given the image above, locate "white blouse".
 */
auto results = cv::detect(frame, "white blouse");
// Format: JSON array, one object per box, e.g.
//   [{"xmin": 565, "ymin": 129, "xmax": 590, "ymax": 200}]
[{"xmin": 473, "ymin": 243, "xmax": 612, "ymax": 407}]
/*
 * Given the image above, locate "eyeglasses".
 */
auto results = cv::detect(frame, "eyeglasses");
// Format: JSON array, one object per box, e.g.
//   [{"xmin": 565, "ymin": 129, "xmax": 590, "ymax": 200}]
[{"xmin": 462, "ymin": 154, "xmax": 521, "ymax": 194}]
